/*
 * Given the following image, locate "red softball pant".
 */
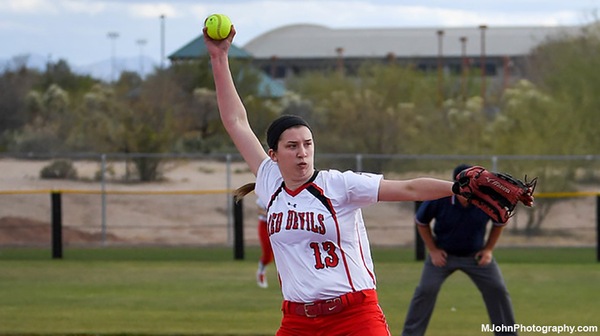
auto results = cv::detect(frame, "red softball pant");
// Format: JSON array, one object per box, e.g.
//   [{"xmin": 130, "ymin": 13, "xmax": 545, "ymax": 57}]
[{"xmin": 276, "ymin": 289, "xmax": 391, "ymax": 336}]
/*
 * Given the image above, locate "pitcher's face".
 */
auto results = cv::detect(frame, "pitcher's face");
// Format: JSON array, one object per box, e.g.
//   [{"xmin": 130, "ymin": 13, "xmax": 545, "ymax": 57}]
[{"xmin": 269, "ymin": 126, "xmax": 314, "ymax": 186}]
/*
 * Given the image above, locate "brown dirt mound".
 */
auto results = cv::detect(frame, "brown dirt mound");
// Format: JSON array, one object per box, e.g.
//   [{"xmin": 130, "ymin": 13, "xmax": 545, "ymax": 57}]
[{"xmin": 0, "ymin": 216, "xmax": 122, "ymax": 245}]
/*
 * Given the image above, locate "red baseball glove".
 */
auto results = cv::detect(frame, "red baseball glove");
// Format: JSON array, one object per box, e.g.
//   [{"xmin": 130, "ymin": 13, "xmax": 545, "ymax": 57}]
[{"xmin": 452, "ymin": 166, "xmax": 537, "ymax": 223}]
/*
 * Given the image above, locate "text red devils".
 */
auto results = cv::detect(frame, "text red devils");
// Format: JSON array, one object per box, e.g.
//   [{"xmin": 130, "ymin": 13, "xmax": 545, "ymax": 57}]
[{"xmin": 268, "ymin": 210, "xmax": 326, "ymax": 235}]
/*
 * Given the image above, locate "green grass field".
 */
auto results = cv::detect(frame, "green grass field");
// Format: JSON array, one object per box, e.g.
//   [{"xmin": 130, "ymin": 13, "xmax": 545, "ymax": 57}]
[{"xmin": 0, "ymin": 247, "xmax": 598, "ymax": 335}]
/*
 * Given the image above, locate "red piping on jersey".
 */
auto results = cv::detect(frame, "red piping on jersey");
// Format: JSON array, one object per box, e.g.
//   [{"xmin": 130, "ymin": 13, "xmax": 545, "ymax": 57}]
[
  {"xmin": 308, "ymin": 182, "xmax": 356, "ymax": 292},
  {"xmin": 282, "ymin": 170, "xmax": 319, "ymax": 196},
  {"xmin": 284, "ymin": 185, "xmax": 304, "ymax": 196},
  {"xmin": 357, "ymin": 222, "xmax": 376, "ymax": 284},
  {"xmin": 269, "ymin": 170, "xmax": 360, "ymax": 292}
]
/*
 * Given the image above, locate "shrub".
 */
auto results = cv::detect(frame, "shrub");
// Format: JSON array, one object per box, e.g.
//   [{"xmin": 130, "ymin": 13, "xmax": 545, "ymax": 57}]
[{"xmin": 40, "ymin": 159, "xmax": 78, "ymax": 179}]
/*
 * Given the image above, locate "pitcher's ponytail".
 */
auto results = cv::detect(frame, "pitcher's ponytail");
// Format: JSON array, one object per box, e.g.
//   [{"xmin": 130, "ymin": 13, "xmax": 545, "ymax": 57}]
[{"xmin": 234, "ymin": 182, "xmax": 256, "ymax": 203}]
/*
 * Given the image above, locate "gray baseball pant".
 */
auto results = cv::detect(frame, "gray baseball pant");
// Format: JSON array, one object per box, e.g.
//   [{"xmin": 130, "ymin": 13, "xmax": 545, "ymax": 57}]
[{"xmin": 402, "ymin": 254, "xmax": 517, "ymax": 336}]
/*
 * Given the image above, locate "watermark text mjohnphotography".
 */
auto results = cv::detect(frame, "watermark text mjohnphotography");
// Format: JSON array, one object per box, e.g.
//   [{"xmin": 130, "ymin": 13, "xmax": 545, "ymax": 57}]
[{"xmin": 482, "ymin": 324, "xmax": 598, "ymax": 334}]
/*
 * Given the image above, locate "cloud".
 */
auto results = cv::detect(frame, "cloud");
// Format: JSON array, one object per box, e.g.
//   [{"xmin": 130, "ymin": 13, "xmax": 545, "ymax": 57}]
[
  {"xmin": 0, "ymin": 0, "xmax": 57, "ymax": 14},
  {"xmin": 61, "ymin": 0, "xmax": 106, "ymax": 15},
  {"xmin": 0, "ymin": 0, "xmax": 107, "ymax": 15},
  {"xmin": 129, "ymin": 2, "xmax": 179, "ymax": 19}
]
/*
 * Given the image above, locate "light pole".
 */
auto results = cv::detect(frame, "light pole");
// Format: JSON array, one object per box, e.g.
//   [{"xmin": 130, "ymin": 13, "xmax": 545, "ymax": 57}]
[
  {"xmin": 479, "ymin": 24, "xmax": 488, "ymax": 104},
  {"xmin": 270, "ymin": 55, "xmax": 278, "ymax": 78},
  {"xmin": 160, "ymin": 14, "xmax": 165, "ymax": 69},
  {"xmin": 335, "ymin": 47, "xmax": 344, "ymax": 75},
  {"xmin": 107, "ymin": 31, "xmax": 119, "ymax": 82},
  {"xmin": 136, "ymin": 39, "xmax": 147, "ymax": 78},
  {"xmin": 503, "ymin": 56, "xmax": 512, "ymax": 91},
  {"xmin": 460, "ymin": 36, "xmax": 468, "ymax": 99},
  {"xmin": 436, "ymin": 29, "xmax": 445, "ymax": 106}
]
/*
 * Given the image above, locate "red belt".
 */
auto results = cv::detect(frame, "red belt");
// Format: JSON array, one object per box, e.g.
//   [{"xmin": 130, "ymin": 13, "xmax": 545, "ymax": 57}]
[{"xmin": 282, "ymin": 289, "xmax": 374, "ymax": 318}]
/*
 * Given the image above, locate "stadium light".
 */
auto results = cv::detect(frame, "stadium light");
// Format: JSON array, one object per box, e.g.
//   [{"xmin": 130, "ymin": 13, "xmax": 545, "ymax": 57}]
[
  {"xmin": 107, "ymin": 31, "xmax": 119, "ymax": 83},
  {"xmin": 160, "ymin": 14, "xmax": 166, "ymax": 69},
  {"xmin": 136, "ymin": 39, "xmax": 147, "ymax": 78},
  {"xmin": 479, "ymin": 24, "xmax": 488, "ymax": 104},
  {"xmin": 460, "ymin": 36, "xmax": 468, "ymax": 99},
  {"xmin": 437, "ymin": 30, "xmax": 444, "ymax": 106},
  {"xmin": 335, "ymin": 47, "xmax": 344, "ymax": 75}
]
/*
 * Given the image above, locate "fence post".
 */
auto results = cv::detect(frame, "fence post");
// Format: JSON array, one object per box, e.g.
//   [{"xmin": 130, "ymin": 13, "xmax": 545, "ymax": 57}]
[
  {"xmin": 491, "ymin": 155, "xmax": 498, "ymax": 172},
  {"xmin": 233, "ymin": 197, "xmax": 244, "ymax": 260},
  {"xmin": 100, "ymin": 153, "xmax": 107, "ymax": 245},
  {"xmin": 51, "ymin": 191, "xmax": 63, "ymax": 259},
  {"xmin": 415, "ymin": 201, "xmax": 425, "ymax": 261},
  {"xmin": 355, "ymin": 154, "xmax": 363, "ymax": 172},
  {"xmin": 226, "ymin": 154, "xmax": 233, "ymax": 245},
  {"xmin": 596, "ymin": 195, "xmax": 599, "ymax": 262}
]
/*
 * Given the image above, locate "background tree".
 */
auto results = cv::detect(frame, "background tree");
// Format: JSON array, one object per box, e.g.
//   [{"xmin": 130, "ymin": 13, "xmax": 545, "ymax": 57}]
[
  {"xmin": 39, "ymin": 59, "xmax": 97, "ymax": 94},
  {"xmin": 503, "ymin": 23, "xmax": 600, "ymax": 234},
  {"xmin": 484, "ymin": 80, "xmax": 573, "ymax": 234},
  {"xmin": 438, "ymin": 96, "xmax": 487, "ymax": 154},
  {"xmin": 67, "ymin": 83, "xmax": 128, "ymax": 152},
  {"xmin": 0, "ymin": 62, "xmax": 41, "ymax": 150},
  {"xmin": 71, "ymin": 77, "xmax": 177, "ymax": 181},
  {"xmin": 528, "ymin": 24, "xmax": 600, "ymax": 155},
  {"xmin": 288, "ymin": 64, "xmax": 439, "ymax": 154},
  {"xmin": 11, "ymin": 83, "xmax": 70, "ymax": 152}
]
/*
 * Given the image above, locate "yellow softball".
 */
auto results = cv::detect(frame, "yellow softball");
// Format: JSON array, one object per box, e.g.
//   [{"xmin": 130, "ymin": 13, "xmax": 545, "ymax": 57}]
[{"xmin": 204, "ymin": 14, "xmax": 232, "ymax": 40}]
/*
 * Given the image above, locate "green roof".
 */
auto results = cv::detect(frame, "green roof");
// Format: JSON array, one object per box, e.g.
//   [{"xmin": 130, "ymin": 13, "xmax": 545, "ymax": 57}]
[
  {"xmin": 169, "ymin": 35, "xmax": 285, "ymax": 98},
  {"xmin": 168, "ymin": 36, "xmax": 252, "ymax": 60}
]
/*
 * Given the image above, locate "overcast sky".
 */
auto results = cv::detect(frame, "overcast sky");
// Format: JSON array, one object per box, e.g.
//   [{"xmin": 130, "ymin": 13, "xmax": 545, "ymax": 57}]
[{"xmin": 0, "ymin": 0, "xmax": 597, "ymax": 67}]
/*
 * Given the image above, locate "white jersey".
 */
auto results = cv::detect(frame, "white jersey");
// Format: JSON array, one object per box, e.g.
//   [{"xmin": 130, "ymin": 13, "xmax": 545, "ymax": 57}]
[
  {"xmin": 256, "ymin": 198, "xmax": 267, "ymax": 222},
  {"xmin": 255, "ymin": 158, "xmax": 382, "ymax": 302}
]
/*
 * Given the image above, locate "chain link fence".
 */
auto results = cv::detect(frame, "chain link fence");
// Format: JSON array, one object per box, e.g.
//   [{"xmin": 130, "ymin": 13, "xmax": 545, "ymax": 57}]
[{"xmin": 0, "ymin": 153, "xmax": 598, "ymax": 248}]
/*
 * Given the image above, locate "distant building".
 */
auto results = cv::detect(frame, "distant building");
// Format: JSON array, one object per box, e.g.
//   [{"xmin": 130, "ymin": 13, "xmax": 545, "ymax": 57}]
[
  {"xmin": 243, "ymin": 24, "xmax": 581, "ymax": 81},
  {"xmin": 169, "ymin": 35, "xmax": 253, "ymax": 60},
  {"xmin": 170, "ymin": 24, "xmax": 582, "ymax": 95}
]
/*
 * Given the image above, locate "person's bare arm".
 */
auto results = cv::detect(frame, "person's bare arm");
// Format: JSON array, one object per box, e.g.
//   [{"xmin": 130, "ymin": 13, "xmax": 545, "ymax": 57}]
[
  {"xmin": 378, "ymin": 178, "xmax": 454, "ymax": 202},
  {"xmin": 476, "ymin": 224, "xmax": 504, "ymax": 265},
  {"xmin": 204, "ymin": 27, "xmax": 267, "ymax": 175},
  {"xmin": 417, "ymin": 224, "xmax": 447, "ymax": 267}
]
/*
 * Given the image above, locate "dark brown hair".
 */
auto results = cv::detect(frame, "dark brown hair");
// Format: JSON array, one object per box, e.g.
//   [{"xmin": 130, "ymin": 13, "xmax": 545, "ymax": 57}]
[
  {"xmin": 234, "ymin": 182, "xmax": 256, "ymax": 203},
  {"xmin": 266, "ymin": 114, "xmax": 311, "ymax": 150}
]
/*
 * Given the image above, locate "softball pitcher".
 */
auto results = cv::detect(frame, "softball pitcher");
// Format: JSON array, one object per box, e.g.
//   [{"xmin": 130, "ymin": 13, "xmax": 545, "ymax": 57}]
[{"xmin": 204, "ymin": 25, "xmax": 456, "ymax": 336}]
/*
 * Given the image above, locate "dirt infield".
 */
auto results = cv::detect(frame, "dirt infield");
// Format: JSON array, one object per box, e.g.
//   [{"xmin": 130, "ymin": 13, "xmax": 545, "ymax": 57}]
[{"xmin": 0, "ymin": 158, "xmax": 596, "ymax": 247}]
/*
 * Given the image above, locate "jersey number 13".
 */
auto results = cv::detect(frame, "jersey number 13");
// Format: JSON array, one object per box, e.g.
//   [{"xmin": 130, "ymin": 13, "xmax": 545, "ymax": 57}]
[{"xmin": 310, "ymin": 241, "xmax": 340, "ymax": 269}]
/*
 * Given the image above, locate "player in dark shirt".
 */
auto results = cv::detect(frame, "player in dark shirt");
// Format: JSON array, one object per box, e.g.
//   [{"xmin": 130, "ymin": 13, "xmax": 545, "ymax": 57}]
[{"xmin": 402, "ymin": 164, "xmax": 517, "ymax": 336}]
